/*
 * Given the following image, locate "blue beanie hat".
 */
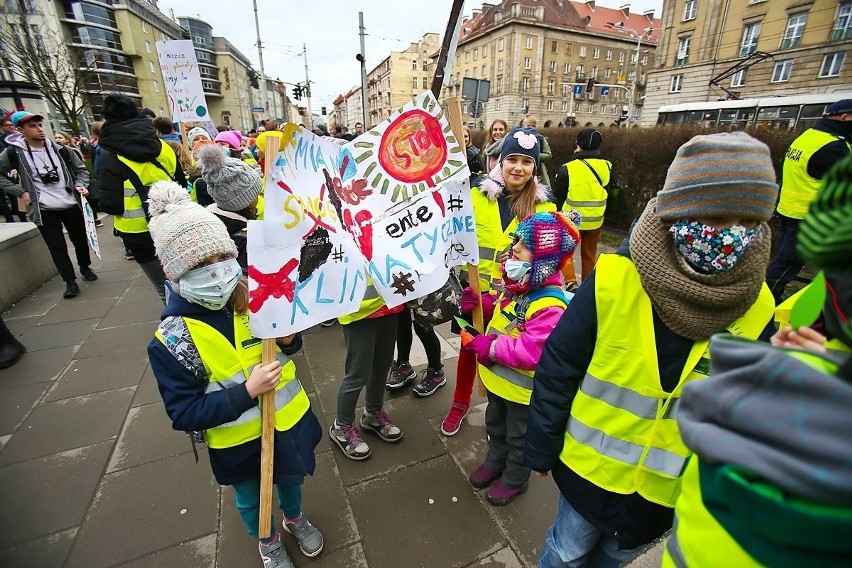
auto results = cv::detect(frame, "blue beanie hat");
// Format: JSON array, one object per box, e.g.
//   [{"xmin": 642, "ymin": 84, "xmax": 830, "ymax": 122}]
[{"xmin": 499, "ymin": 127, "xmax": 540, "ymax": 169}]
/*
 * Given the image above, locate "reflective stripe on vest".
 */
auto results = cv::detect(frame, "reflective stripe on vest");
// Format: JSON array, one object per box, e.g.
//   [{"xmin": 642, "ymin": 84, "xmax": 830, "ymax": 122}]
[
  {"xmin": 156, "ymin": 312, "xmax": 309, "ymax": 449},
  {"xmin": 478, "ymin": 293, "xmax": 566, "ymax": 405},
  {"xmin": 778, "ymin": 129, "xmax": 851, "ymax": 219},
  {"xmin": 114, "ymin": 140, "xmax": 178, "ymax": 233},
  {"xmin": 662, "ymin": 516, "xmax": 688, "ymax": 568},
  {"xmin": 559, "ymin": 254, "xmax": 775, "ymax": 507},
  {"xmin": 470, "ymin": 187, "xmax": 556, "ymax": 293},
  {"xmin": 563, "ymin": 159, "xmax": 610, "ymax": 230}
]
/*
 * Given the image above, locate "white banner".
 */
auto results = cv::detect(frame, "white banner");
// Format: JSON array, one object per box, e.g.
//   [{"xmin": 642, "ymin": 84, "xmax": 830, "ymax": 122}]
[
  {"xmin": 155, "ymin": 40, "xmax": 210, "ymax": 123},
  {"xmin": 82, "ymin": 201, "xmax": 101, "ymax": 260}
]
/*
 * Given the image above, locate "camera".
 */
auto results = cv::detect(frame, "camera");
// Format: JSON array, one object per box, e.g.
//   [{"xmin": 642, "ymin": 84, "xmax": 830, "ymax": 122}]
[{"xmin": 39, "ymin": 168, "xmax": 60, "ymax": 184}]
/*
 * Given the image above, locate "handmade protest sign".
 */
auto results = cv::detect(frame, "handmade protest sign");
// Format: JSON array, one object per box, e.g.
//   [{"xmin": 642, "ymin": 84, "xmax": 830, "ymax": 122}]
[
  {"xmin": 82, "ymin": 201, "xmax": 101, "ymax": 260},
  {"xmin": 248, "ymin": 91, "xmax": 478, "ymax": 338},
  {"xmin": 155, "ymin": 40, "xmax": 210, "ymax": 122}
]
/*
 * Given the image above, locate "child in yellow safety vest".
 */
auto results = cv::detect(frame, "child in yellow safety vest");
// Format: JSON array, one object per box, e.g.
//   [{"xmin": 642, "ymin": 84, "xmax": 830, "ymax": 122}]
[
  {"xmin": 462, "ymin": 210, "xmax": 579, "ymax": 506},
  {"xmin": 145, "ymin": 182, "xmax": 323, "ymax": 568}
]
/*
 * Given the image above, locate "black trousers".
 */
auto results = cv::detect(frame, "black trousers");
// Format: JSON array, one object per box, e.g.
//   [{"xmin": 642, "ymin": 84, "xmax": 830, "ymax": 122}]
[
  {"xmin": 37, "ymin": 206, "xmax": 91, "ymax": 283},
  {"xmin": 766, "ymin": 215, "xmax": 803, "ymax": 303}
]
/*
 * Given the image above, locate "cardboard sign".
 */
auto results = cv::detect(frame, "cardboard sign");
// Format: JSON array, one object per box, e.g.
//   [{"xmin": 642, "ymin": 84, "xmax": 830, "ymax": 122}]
[
  {"xmin": 155, "ymin": 40, "xmax": 210, "ymax": 122},
  {"xmin": 82, "ymin": 201, "xmax": 101, "ymax": 260}
]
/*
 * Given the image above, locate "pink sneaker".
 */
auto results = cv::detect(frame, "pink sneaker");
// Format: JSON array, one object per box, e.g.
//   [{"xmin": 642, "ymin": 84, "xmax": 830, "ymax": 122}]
[
  {"xmin": 441, "ymin": 402, "xmax": 470, "ymax": 436},
  {"xmin": 486, "ymin": 480, "xmax": 528, "ymax": 506}
]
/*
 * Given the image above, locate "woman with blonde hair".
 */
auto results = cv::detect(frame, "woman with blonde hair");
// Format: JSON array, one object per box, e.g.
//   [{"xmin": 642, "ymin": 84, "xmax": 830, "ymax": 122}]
[{"xmin": 482, "ymin": 119, "xmax": 508, "ymax": 172}]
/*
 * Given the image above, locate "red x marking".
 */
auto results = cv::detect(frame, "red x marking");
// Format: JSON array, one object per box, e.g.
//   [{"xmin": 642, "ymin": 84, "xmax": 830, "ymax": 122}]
[{"xmin": 248, "ymin": 258, "xmax": 299, "ymax": 312}]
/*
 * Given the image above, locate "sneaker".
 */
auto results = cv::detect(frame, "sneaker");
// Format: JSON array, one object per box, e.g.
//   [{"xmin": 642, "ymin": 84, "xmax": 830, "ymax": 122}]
[
  {"xmin": 320, "ymin": 318, "xmax": 336, "ymax": 327},
  {"xmin": 486, "ymin": 480, "xmax": 528, "ymax": 506},
  {"xmin": 63, "ymin": 281, "xmax": 79, "ymax": 299},
  {"xmin": 94, "ymin": 219, "xmax": 104, "ymax": 228},
  {"xmin": 329, "ymin": 422, "xmax": 371, "ymax": 461},
  {"xmin": 258, "ymin": 534, "xmax": 294, "ymax": 568},
  {"xmin": 80, "ymin": 268, "xmax": 98, "ymax": 281},
  {"xmin": 469, "ymin": 464, "xmax": 501, "ymax": 489},
  {"xmin": 413, "ymin": 367, "xmax": 446, "ymax": 397},
  {"xmin": 283, "ymin": 514, "xmax": 324, "ymax": 557},
  {"xmin": 440, "ymin": 402, "xmax": 470, "ymax": 436},
  {"xmin": 359, "ymin": 408, "xmax": 403, "ymax": 443},
  {"xmin": 386, "ymin": 361, "xmax": 416, "ymax": 390},
  {"xmin": 124, "ymin": 249, "xmax": 134, "ymax": 261}
]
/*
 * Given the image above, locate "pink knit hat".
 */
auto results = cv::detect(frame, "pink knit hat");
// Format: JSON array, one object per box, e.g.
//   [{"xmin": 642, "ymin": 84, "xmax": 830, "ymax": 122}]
[{"xmin": 214, "ymin": 130, "xmax": 242, "ymax": 151}]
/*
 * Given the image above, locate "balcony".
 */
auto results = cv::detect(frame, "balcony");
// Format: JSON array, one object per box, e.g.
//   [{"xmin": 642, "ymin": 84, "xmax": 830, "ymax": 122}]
[
  {"xmin": 779, "ymin": 36, "xmax": 801, "ymax": 50},
  {"xmin": 830, "ymin": 27, "xmax": 852, "ymax": 42},
  {"xmin": 739, "ymin": 44, "xmax": 757, "ymax": 57}
]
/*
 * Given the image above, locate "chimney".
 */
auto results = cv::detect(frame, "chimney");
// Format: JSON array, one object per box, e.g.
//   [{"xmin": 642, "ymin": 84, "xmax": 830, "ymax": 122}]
[
  {"xmin": 620, "ymin": 4, "xmax": 630, "ymax": 17},
  {"xmin": 585, "ymin": 0, "xmax": 595, "ymax": 10}
]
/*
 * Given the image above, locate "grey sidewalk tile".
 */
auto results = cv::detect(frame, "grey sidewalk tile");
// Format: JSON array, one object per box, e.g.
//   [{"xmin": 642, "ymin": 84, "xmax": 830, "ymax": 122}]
[
  {"xmin": 84, "ymin": 267, "xmax": 140, "ymax": 283},
  {"xmin": 115, "ymin": 534, "xmax": 217, "ymax": 568},
  {"xmin": 307, "ymin": 365, "xmax": 343, "ymax": 418},
  {"xmin": 0, "ymin": 387, "xmax": 134, "ymax": 466},
  {"xmin": 39, "ymin": 297, "xmax": 117, "ymax": 325},
  {"xmin": 3, "ymin": 314, "xmax": 39, "ymax": 336},
  {"xmin": 97, "ymin": 298, "xmax": 163, "ymax": 328},
  {"xmin": 431, "ymin": 401, "xmax": 490, "ymax": 474},
  {"xmin": 302, "ymin": 543, "xmax": 369, "ymax": 568},
  {"xmin": 45, "ymin": 350, "xmax": 149, "ymax": 401},
  {"xmin": 0, "ymin": 527, "xmax": 78, "ymax": 568},
  {"xmin": 0, "ymin": 345, "xmax": 77, "ymax": 389},
  {"xmin": 65, "ymin": 453, "xmax": 220, "ymax": 568},
  {"xmin": 0, "ymin": 382, "xmax": 51, "ymax": 435},
  {"xmin": 468, "ymin": 547, "xmax": 524, "ymax": 567},
  {"xmin": 132, "ymin": 364, "xmax": 162, "ymax": 407},
  {"xmin": 324, "ymin": 397, "xmax": 448, "ymax": 487},
  {"xmin": 18, "ymin": 318, "xmax": 99, "ymax": 352},
  {"xmin": 348, "ymin": 454, "xmax": 506, "ymax": 568},
  {"xmin": 0, "ymin": 441, "xmax": 112, "ymax": 548},
  {"xmin": 2, "ymin": 280, "xmax": 65, "ymax": 319},
  {"xmin": 72, "ymin": 280, "xmax": 133, "ymax": 301},
  {"xmin": 116, "ymin": 283, "xmax": 162, "ymax": 305},
  {"xmin": 107, "ymin": 402, "xmax": 189, "ymax": 473},
  {"xmin": 74, "ymin": 321, "xmax": 157, "ymax": 359}
]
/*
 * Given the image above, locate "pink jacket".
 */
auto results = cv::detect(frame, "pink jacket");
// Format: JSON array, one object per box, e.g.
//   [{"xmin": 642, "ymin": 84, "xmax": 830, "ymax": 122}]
[{"xmin": 490, "ymin": 272, "xmax": 566, "ymax": 372}]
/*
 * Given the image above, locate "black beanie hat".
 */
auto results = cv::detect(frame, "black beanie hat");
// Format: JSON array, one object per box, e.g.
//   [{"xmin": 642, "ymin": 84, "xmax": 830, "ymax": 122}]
[
  {"xmin": 577, "ymin": 128, "xmax": 603, "ymax": 151},
  {"xmin": 101, "ymin": 93, "xmax": 139, "ymax": 123}
]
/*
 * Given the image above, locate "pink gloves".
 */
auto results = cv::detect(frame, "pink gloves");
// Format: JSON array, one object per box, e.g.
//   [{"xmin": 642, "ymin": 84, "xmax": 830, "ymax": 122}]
[
  {"xmin": 463, "ymin": 334, "xmax": 498, "ymax": 367},
  {"xmin": 460, "ymin": 287, "xmax": 496, "ymax": 322}
]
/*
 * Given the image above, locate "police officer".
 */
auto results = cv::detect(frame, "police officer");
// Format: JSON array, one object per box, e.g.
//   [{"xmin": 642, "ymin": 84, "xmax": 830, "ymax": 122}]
[{"xmin": 766, "ymin": 99, "xmax": 852, "ymax": 302}]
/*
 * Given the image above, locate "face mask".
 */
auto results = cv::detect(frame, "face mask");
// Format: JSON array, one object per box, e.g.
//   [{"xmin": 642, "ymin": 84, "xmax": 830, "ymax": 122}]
[
  {"xmin": 503, "ymin": 259, "xmax": 531, "ymax": 282},
  {"xmin": 669, "ymin": 220, "xmax": 758, "ymax": 274},
  {"xmin": 178, "ymin": 257, "xmax": 242, "ymax": 310}
]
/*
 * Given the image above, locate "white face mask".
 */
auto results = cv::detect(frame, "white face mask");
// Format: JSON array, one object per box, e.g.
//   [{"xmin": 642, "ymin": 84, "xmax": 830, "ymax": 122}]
[
  {"xmin": 177, "ymin": 258, "xmax": 241, "ymax": 310},
  {"xmin": 504, "ymin": 259, "xmax": 531, "ymax": 282}
]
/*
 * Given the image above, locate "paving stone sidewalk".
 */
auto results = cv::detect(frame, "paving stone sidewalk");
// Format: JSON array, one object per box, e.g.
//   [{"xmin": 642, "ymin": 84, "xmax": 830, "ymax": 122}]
[{"xmin": 0, "ymin": 220, "xmax": 637, "ymax": 568}]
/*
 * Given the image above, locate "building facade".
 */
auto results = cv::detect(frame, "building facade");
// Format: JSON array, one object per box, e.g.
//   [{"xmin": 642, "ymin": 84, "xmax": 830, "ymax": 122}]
[
  {"xmin": 642, "ymin": 0, "xmax": 852, "ymax": 126},
  {"xmin": 178, "ymin": 16, "xmax": 221, "ymax": 101},
  {"xmin": 211, "ymin": 36, "xmax": 254, "ymax": 131},
  {"xmin": 448, "ymin": 0, "xmax": 659, "ymax": 129},
  {"xmin": 114, "ymin": 0, "xmax": 185, "ymax": 118},
  {"xmin": 366, "ymin": 33, "xmax": 441, "ymax": 126}
]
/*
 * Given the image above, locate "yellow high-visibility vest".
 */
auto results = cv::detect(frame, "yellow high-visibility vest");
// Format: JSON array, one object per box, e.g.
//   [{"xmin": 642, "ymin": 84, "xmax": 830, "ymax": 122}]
[
  {"xmin": 337, "ymin": 281, "xmax": 386, "ymax": 325},
  {"xmin": 114, "ymin": 140, "xmax": 178, "ymax": 233},
  {"xmin": 155, "ymin": 311, "xmax": 309, "ymax": 449},
  {"xmin": 778, "ymin": 129, "xmax": 851, "ymax": 219},
  {"xmin": 564, "ymin": 158, "xmax": 611, "ymax": 230},
  {"xmin": 559, "ymin": 254, "xmax": 774, "ymax": 507}
]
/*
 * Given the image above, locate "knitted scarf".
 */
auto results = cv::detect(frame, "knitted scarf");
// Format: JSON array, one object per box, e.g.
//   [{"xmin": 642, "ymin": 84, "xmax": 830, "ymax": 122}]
[{"xmin": 629, "ymin": 199, "xmax": 771, "ymax": 341}]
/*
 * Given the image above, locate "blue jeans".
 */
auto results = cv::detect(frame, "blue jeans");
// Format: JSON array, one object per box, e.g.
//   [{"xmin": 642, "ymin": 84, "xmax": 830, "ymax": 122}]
[
  {"xmin": 232, "ymin": 478, "xmax": 302, "ymax": 539},
  {"xmin": 539, "ymin": 494, "xmax": 639, "ymax": 568}
]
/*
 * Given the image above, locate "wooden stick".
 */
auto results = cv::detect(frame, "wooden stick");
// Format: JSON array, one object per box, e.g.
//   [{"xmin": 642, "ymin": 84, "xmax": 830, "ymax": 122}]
[
  {"xmin": 429, "ymin": 0, "xmax": 466, "ymax": 98},
  {"xmin": 258, "ymin": 134, "xmax": 281, "ymax": 539},
  {"xmin": 178, "ymin": 120, "xmax": 192, "ymax": 164}
]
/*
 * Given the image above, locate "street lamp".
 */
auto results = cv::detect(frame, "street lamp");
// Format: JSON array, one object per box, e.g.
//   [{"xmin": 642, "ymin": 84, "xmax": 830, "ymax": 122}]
[{"xmin": 607, "ymin": 21, "xmax": 655, "ymax": 125}]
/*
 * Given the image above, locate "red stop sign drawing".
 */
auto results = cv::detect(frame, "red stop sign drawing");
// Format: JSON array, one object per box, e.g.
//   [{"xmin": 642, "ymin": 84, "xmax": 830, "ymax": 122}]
[{"xmin": 378, "ymin": 109, "xmax": 447, "ymax": 186}]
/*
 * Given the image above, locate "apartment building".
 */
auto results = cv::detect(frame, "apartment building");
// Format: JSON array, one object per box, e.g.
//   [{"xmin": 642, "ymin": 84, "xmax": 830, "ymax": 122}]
[
  {"xmin": 366, "ymin": 33, "xmax": 441, "ymax": 126},
  {"xmin": 642, "ymin": 0, "xmax": 852, "ymax": 126},
  {"xmin": 448, "ymin": 0, "xmax": 659, "ymax": 128},
  {"xmin": 212, "ymin": 37, "xmax": 254, "ymax": 131}
]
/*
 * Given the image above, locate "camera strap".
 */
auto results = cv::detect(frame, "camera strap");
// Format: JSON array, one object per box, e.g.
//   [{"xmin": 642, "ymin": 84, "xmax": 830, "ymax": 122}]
[{"xmin": 25, "ymin": 141, "xmax": 59, "ymax": 174}]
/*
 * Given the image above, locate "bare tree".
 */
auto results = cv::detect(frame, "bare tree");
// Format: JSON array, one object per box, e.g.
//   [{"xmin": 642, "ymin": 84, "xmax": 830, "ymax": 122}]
[{"xmin": 0, "ymin": 2, "xmax": 104, "ymax": 135}]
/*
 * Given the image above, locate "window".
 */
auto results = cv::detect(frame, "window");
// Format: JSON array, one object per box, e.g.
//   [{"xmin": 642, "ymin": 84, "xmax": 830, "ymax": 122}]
[
  {"xmin": 422, "ymin": 77, "xmax": 428, "ymax": 88},
  {"xmin": 472, "ymin": 67, "xmax": 477, "ymax": 77},
  {"xmin": 740, "ymin": 22, "xmax": 761, "ymax": 56},
  {"xmin": 579, "ymin": 45, "xmax": 587, "ymax": 57},
  {"xmin": 522, "ymin": 98, "xmax": 530, "ymax": 110},
  {"xmin": 412, "ymin": 60, "xmax": 418, "ymax": 70},
  {"xmin": 676, "ymin": 36, "xmax": 691, "ymax": 66},
  {"xmin": 423, "ymin": 61, "xmax": 428, "ymax": 71},
  {"xmin": 833, "ymin": 3, "xmax": 852, "ymax": 41},
  {"xmin": 496, "ymin": 77, "xmax": 503, "ymax": 92},
  {"xmin": 498, "ymin": 38, "xmax": 505, "ymax": 51},
  {"xmin": 497, "ymin": 59, "xmax": 503, "ymax": 71},
  {"xmin": 574, "ymin": 101, "xmax": 581, "ymax": 112},
  {"xmin": 562, "ymin": 83, "xmax": 569, "ymax": 96},
  {"xmin": 781, "ymin": 14, "xmax": 807, "ymax": 50},
  {"xmin": 153, "ymin": 81, "xmax": 159, "ymax": 92},
  {"xmin": 564, "ymin": 62, "xmax": 571, "ymax": 73},
  {"xmin": 577, "ymin": 64, "xmax": 584, "ymax": 75},
  {"xmin": 456, "ymin": 56, "xmax": 460, "ymax": 66},
  {"xmin": 551, "ymin": 40, "xmax": 558, "ymax": 53},
  {"xmin": 465, "ymin": 51, "xmax": 470, "ymax": 63},
  {"xmin": 591, "ymin": 66, "xmax": 598, "ymax": 77},
  {"xmin": 642, "ymin": 54, "xmax": 648, "ymax": 65},
  {"xmin": 587, "ymin": 103, "xmax": 594, "ymax": 113},
  {"xmin": 482, "ymin": 46, "xmax": 488, "ymax": 57},
  {"xmin": 547, "ymin": 100, "xmax": 554, "ymax": 111},
  {"xmin": 565, "ymin": 43, "xmax": 573, "ymax": 56},
  {"xmin": 495, "ymin": 100, "xmax": 501, "ymax": 111},
  {"xmin": 412, "ymin": 77, "xmax": 418, "ymax": 88},
  {"xmin": 731, "ymin": 68, "xmax": 748, "ymax": 87},
  {"xmin": 145, "ymin": 40, "xmax": 151, "ymax": 53},
  {"xmin": 670, "ymin": 74, "xmax": 683, "ymax": 92},
  {"xmin": 630, "ymin": 52, "xmax": 638, "ymax": 64},
  {"xmin": 481, "ymin": 65, "xmax": 486, "ymax": 76},
  {"xmin": 618, "ymin": 51, "xmax": 625, "ymax": 63},
  {"xmin": 605, "ymin": 67, "xmax": 612, "ymax": 78},
  {"xmin": 149, "ymin": 61, "xmax": 155, "ymax": 73},
  {"xmin": 612, "ymin": 105, "xmax": 619, "ymax": 115},
  {"xmin": 772, "ymin": 59, "xmax": 793, "ymax": 82},
  {"xmin": 606, "ymin": 49, "xmax": 612, "ymax": 61},
  {"xmin": 522, "ymin": 76, "xmax": 530, "ymax": 92},
  {"xmin": 562, "ymin": 101, "xmax": 569, "ymax": 112},
  {"xmin": 600, "ymin": 104, "xmax": 607, "ymax": 114},
  {"xmin": 525, "ymin": 36, "xmax": 533, "ymax": 49},
  {"xmin": 819, "ymin": 52, "xmax": 845, "ymax": 77},
  {"xmin": 549, "ymin": 60, "xmax": 557, "ymax": 73},
  {"xmin": 473, "ymin": 48, "xmax": 479, "ymax": 61},
  {"xmin": 141, "ymin": 21, "xmax": 148, "ymax": 33},
  {"xmin": 548, "ymin": 79, "xmax": 555, "ymax": 95},
  {"xmin": 683, "ymin": 0, "xmax": 697, "ymax": 21},
  {"xmin": 524, "ymin": 57, "xmax": 531, "ymax": 69}
]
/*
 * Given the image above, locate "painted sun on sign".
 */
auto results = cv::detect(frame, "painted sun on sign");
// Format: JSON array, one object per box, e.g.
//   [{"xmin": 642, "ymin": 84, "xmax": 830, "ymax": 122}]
[{"xmin": 350, "ymin": 94, "xmax": 466, "ymax": 203}]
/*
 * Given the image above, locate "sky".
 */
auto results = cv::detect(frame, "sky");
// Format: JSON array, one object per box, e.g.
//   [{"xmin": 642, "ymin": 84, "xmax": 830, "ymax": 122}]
[{"xmin": 156, "ymin": 0, "xmax": 663, "ymax": 111}]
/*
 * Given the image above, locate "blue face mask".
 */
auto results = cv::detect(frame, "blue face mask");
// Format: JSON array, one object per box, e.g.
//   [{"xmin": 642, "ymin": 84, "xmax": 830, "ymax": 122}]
[{"xmin": 503, "ymin": 259, "xmax": 531, "ymax": 282}]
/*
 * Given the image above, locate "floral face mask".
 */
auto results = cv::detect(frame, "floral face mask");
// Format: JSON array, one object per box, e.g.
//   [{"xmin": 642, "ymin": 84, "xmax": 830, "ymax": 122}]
[{"xmin": 669, "ymin": 220, "xmax": 759, "ymax": 274}]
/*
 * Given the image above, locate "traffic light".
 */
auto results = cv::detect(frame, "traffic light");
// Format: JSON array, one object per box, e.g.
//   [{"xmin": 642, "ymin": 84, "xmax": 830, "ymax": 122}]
[
  {"xmin": 586, "ymin": 77, "xmax": 595, "ymax": 92},
  {"xmin": 618, "ymin": 107, "xmax": 629, "ymax": 123},
  {"xmin": 304, "ymin": 85, "xmax": 311, "ymax": 98},
  {"xmin": 321, "ymin": 106, "xmax": 327, "ymax": 116},
  {"xmin": 293, "ymin": 84, "xmax": 302, "ymax": 100}
]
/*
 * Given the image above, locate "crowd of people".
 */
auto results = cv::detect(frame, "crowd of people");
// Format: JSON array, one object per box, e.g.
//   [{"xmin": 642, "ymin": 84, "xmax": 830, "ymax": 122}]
[{"xmin": 1, "ymin": 95, "xmax": 850, "ymax": 568}]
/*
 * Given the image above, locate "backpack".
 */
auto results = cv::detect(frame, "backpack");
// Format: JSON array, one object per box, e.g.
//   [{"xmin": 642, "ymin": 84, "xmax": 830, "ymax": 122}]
[{"xmin": 513, "ymin": 286, "xmax": 574, "ymax": 327}]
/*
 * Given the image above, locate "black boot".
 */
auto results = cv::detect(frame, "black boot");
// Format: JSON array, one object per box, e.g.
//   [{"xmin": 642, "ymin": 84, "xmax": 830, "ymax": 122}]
[{"xmin": 63, "ymin": 281, "xmax": 80, "ymax": 299}]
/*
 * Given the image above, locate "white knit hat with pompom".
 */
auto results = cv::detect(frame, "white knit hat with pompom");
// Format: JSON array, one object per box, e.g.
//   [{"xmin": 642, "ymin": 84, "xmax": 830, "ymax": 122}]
[{"xmin": 147, "ymin": 181, "xmax": 238, "ymax": 281}]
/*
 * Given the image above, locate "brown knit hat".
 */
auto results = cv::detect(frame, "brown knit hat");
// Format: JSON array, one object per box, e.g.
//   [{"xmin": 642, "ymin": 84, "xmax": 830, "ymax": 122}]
[{"xmin": 656, "ymin": 132, "xmax": 778, "ymax": 222}]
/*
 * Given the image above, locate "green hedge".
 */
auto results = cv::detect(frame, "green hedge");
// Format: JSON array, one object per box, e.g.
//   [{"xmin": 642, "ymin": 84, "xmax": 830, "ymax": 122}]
[{"xmin": 471, "ymin": 126, "xmax": 798, "ymax": 232}]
